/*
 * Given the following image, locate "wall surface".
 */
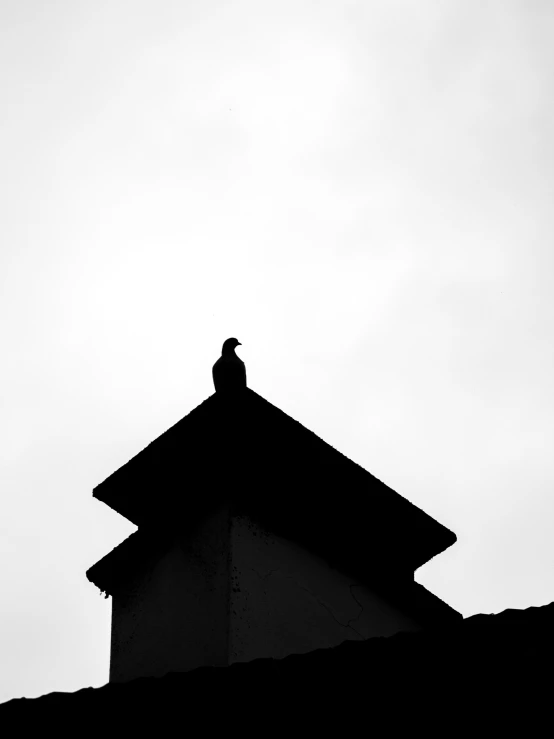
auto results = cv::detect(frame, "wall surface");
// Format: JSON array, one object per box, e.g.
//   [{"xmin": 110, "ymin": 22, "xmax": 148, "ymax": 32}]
[
  {"xmin": 109, "ymin": 508, "xmax": 421, "ymax": 682},
  {"xmin": 109, "ymin": 505, "xmax": 230, "ymax": 682},
  {"xmin": 229, "ymin": 514, "xmax": 420, "ymax": 664}
]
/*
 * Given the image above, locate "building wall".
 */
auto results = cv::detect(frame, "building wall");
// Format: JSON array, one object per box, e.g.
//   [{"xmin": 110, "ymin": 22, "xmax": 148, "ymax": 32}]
[
  {"xmin": 229, "ymin": 514, "xmax": 420, "ymax": 664},
  {"xmin": 109, "ymin": 508, "xmax": 421, "ymax": 682},
  {"xmin": 109, "ymin": 505, "xmax": 230, "ymax": 683}
]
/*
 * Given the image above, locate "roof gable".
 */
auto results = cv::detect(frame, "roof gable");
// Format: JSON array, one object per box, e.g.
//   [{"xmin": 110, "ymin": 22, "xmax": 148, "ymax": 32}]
[
  {"xmin": 93, "ymin": 388, "xmax": 456, "ymax": 574},
  {"xmin": 86, "ymin": 525, "xmax": 460, "ymax": 629}
]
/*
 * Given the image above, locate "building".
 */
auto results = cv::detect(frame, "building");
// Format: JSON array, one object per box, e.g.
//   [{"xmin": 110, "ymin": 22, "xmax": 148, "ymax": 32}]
[
  {"xmin": 2, "ymin": 375, "xmax": 552, "ymax": 733},
  {"xmin": 85, "ymin": 385, "xmax": 461, "ymax": 684}
]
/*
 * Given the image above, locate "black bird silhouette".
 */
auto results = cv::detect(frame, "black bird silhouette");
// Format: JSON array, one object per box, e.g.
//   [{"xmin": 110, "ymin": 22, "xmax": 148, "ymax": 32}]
[{"xmin": 212, "ymin": 338, "xmax": 247, "ymax": 393}]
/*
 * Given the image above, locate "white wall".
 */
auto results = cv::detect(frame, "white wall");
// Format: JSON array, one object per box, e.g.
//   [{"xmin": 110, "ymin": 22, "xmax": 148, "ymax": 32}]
[
  {"xmin": 109, "ymin": 508, "xmax": 421, "ymax": 682},
  {"xmin": 109, "ymin": 507, "xmax": 230, "ymax": 682},
  {"xmin": 229, "ymin": 514, "xmax": 420, "ymax": 664}
]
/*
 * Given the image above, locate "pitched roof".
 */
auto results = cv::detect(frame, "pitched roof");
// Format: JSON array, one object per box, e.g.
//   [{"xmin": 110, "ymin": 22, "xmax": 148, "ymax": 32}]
[
  {"xmin": 2, "ymin": 601, "xmax": 551, "ymax": 732},
  {"xmin": 85, "ymin": 529, "xmax": 170, "ymax": 598},
  {"xmin": 93, "ymin": 388, "xmax": 457, "ymax": 578},
  {"xmin": 85, "ymin": 527, "xmax": 460, "ymax": 627}
]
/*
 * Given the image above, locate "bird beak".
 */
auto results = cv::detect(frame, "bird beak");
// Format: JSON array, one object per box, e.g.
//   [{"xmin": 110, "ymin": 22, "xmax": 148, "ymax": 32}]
[{"xmin": 237, "ymin": 342, "xmax": 242, "ymax": 345}]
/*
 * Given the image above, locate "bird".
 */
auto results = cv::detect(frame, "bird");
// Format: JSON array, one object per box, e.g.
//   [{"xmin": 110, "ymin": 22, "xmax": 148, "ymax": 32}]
[{"xmin": 212, "ymin": 338, "xmax": 247, "ymax": 393}]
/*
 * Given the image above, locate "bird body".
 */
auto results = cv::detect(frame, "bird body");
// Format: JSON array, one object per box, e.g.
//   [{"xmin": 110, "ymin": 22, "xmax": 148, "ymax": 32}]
[{"xmin": 212, "ymin": 338, "xmax": 247, "ymax": 393}]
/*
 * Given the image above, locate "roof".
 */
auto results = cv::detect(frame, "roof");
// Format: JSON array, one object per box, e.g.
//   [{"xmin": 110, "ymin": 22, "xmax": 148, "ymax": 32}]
[
  {"xmin": 92, "ymin": 388, "xmax": 457, "ymax": 578},
  {"xmin": 85, "ymin": 527, "xmax": 461, "ymax": 627},
  {"xmin": 85, "ymin": 529, "xmax": 170, "ymax": 598},
  {"xmin": 2, "ymin": 601, "xmax": 552, "ymax": 732}
]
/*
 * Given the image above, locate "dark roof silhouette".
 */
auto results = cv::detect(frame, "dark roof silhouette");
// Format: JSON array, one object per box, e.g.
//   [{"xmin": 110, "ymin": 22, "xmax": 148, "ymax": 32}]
[
  {"xmin": 2, "ymin": 601, "xmax": 551, "ymax": 732},
  {"xmin": 89, "ymin": 389, "xmax": 456, "ymax": 602},
  {"xmin": 86, "ymin": 525, "xmax": 458, "ymax": 627}
]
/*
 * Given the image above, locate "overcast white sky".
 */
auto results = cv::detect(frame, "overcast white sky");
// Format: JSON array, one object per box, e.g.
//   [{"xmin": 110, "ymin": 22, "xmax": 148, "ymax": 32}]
[{"xmin": 1, "ymin": 0, "xmax": 553, "ymax": 704}]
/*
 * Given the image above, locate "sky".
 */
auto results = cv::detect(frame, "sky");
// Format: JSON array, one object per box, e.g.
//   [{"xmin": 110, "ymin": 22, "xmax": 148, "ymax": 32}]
[{"xmin": 1, "ymin": 0, "xmax": 553, "ymax": 704}]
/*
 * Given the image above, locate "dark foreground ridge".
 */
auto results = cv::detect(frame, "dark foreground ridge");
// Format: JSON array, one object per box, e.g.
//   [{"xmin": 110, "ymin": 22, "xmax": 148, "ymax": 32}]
[{"xmin": 2, "ymin": 601, "xmax": 552, "ymax": 734}]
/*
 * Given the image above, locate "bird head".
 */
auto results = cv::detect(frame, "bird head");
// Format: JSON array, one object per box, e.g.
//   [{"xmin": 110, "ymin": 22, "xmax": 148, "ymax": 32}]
[{"xmin": 222, "ymin": 337, "xmax": 241, "ymax": 354}]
